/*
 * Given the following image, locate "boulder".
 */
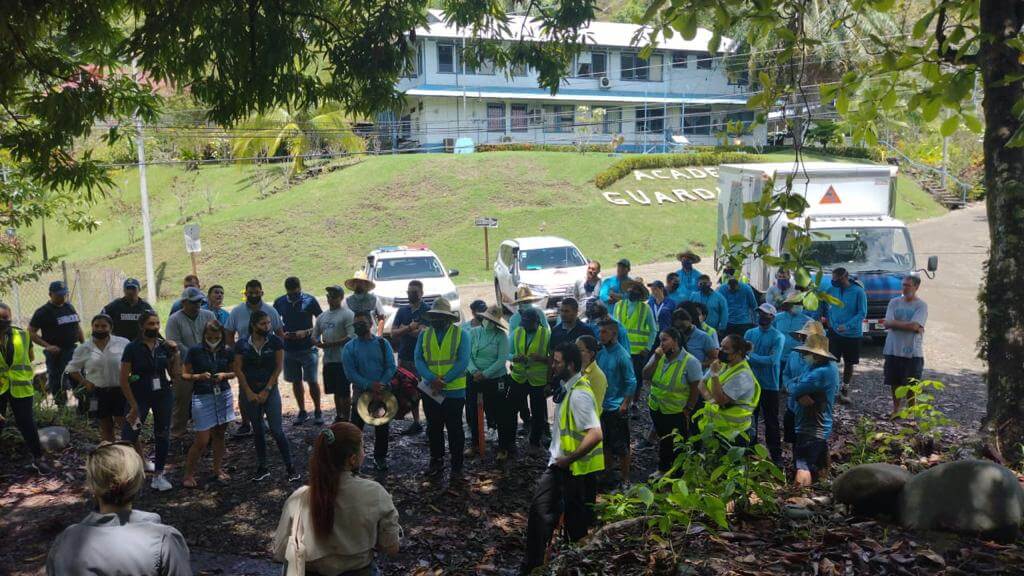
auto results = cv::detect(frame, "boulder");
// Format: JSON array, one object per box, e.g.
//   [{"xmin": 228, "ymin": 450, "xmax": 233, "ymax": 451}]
[
  {"xmin": 899, "ymin": 459, "xmax": 1024, "ymax": 542},
  {"xmin": 833, "ymin": 463, "xmax": 912, "ymax": 516},
  {"xmin": 38, "ymin": 426, "xmax": 70, "ymax": 453}
]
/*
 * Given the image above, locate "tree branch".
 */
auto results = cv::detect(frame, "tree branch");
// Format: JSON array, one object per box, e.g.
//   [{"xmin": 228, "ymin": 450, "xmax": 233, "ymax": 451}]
[{"xmin": 935, "ymin": 4, "xmax": 977, "ymax": 67}]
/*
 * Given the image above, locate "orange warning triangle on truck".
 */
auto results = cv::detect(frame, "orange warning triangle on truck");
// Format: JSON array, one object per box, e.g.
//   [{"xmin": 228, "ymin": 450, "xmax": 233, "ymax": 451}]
[{"xmin": 820, "ymin": 185, "xmax": 842, "ymax": 204}]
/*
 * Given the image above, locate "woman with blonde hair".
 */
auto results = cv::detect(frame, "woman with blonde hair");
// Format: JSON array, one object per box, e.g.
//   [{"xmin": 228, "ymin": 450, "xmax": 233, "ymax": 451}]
[
  {"xmin": 46, "ymin": 443, "xmax": 191, "ymax": 575},
  {"xmin": 273, "ymin": 422, "xmax": 401, "ymax": 576}
]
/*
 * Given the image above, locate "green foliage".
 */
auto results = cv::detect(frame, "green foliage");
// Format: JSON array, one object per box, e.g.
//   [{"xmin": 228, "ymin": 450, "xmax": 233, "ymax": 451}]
[
  {"xmin": 806, "ymin": 121, "xmax": 846, "ymax": 149},
  {"xmin": 594, "ymin": 151, "xmax": 761, "ymax": 189},
  {"xmin": 475, "ymin": 143, "xmax": 612, "ymax": 153},
  {"xmin": 599, "ymin": 403, "xmax": 784, "ymax": 534},
  {"xmin": 893, "ymin": 379, "xmax": 952, "ymax": 441}
]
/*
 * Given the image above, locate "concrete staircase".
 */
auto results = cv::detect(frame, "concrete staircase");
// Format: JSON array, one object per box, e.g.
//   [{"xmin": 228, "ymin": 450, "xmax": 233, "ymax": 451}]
[{"xmin": 881, "ymin": 141, "xmax": 971, "ymax": 209}]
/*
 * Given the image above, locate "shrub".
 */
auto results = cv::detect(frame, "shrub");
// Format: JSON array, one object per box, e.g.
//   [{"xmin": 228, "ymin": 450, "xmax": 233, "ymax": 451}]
[
  {"xmin": 475, "ymin": 143, "xmax": 611, "ymax": 153},
  {"xmin": 593, "ymin": 151, "xmax": 762, "ymax": 189}
]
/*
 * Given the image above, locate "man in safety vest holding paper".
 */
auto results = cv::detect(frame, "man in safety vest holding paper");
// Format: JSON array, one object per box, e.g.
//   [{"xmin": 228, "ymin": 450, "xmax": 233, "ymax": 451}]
[
  {"xmin": 507, "ymin": 307, "xmax": 551, "ymax": 453},
  {"xmin": 0, "ymin": 302, "xmax": 50, "ymax": 473},
  {"xmin": 415, "ymin": 297, "xmax": 471, "ymax": 480},
  {"xmin": 612, "ymin": 277, "xmax": 658, "ymax": 407},
  {"xmin": 521, "ymin": 342, "xmax": 603, "ymax": 575}
]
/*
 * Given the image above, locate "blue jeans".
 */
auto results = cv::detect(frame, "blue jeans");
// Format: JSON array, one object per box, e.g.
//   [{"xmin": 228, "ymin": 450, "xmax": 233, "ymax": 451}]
[
  {"xmin": 121, "ymin": 382, "xmax": 174, "ymax": 473},
  {"xmin": 238, "ymin": 386, "xmax": 292, "ymax": 469},
  {"xmin": 45, "ymin": 347, "xmax": 75, "ymax": 405}
]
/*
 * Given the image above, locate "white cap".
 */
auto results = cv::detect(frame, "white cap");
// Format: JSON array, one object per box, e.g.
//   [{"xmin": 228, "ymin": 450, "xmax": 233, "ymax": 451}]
[{"xmin": 757, "ymin": 302, "xmax": 778, "ymax": 316}]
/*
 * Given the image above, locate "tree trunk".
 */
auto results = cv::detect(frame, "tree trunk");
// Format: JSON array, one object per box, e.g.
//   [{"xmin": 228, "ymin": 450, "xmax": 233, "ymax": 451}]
[{"xmin": 979, "ymin": 0, "xmax": 1024, "ymax": 465}]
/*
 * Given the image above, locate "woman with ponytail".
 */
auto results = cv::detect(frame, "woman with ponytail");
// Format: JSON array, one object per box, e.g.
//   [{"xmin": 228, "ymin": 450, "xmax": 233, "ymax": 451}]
[{"xmin": 273, "ymin": 422, "xmax": 400, "ymax": 576}]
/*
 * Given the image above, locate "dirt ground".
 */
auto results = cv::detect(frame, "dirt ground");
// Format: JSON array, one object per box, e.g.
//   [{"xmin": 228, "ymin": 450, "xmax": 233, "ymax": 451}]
[{"xmin": 0, "ymin": 205, "xmax": 991, "ymax": 576}]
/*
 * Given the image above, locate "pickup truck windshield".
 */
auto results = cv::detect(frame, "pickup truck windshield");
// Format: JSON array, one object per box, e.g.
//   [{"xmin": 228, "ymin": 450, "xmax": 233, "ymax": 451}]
[
  {"xmin": 518, "ymin": 247, "xmax": 587, "ymax": 271},
  {"xmin": 374, "ymin": 257, "xmax": 445, "ymax": 281},
  {"xmin": 806, "ymin": 227, "xmax": 915, "ymax": 273}
]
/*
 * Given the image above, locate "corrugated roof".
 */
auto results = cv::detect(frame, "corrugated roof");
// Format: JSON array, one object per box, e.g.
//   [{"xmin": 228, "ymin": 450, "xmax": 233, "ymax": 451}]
[{"xmin": 418, "ymin": 9, "xmax": 735, "ymax": 53}]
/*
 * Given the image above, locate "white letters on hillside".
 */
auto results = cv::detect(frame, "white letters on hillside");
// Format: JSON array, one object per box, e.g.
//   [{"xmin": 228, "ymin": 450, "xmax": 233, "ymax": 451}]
[{"xmin": 611, "ymin": 167, "xmax": 720, "ymax": 206}]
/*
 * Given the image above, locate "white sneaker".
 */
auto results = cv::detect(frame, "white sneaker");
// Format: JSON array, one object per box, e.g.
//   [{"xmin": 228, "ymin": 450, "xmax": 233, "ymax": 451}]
[
  {"xmin": 151, "ymin": 474, "xmax": 173, "ymax": 492},
  {"xmin": 144, "ymin": 460, "xmax": 155, "ymax": 473}
]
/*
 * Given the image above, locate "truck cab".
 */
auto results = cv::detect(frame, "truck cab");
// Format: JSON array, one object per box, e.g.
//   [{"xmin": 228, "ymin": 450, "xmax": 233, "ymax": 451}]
[
  {"xmin": 363, "ymin": 245, "xmax": 460, "ymax": 333},
  {"xmin": 493, "ymin": 236, "xmax": 588, "ymax": 318},
  {"xmin": 716, "ymin": 162, "xmax": 937, "ymax": 338}
]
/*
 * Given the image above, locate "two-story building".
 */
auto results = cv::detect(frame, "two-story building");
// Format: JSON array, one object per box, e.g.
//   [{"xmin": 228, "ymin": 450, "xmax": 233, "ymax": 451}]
[{"xmin": 392, "ymin": 10, "xmax": 765, "ymax": 153}]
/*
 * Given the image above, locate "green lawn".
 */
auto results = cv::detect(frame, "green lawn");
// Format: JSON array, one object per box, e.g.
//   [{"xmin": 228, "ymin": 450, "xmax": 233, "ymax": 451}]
[{"xmin": 22, "ymin": 150, "xmax": 945, "ymax": 303}]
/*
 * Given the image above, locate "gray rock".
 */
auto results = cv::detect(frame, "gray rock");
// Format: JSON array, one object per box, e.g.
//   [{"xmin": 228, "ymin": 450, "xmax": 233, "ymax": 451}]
[
  {"xmin": 899, "ymin": 459, "xmax": 1024, "ymax": 542},
  {"xmin": 37, "ymin": 426, "xmax": 70, "ymax": 453},
  {"xmin": 833, "ymin": 463, "xmax": 912, "ymax": 516}
]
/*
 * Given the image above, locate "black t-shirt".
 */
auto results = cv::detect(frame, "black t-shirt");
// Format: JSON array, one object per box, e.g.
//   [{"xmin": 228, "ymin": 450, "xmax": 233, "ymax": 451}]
[
  {"xmin": 29, "ymin": 302, "xmax": 81, "ymax": 350},
  {"xmin": 121, "ymin": 339, "xmax": 175, "ymax": 393},
  {"xmin": 184, "ymin": 344, "xmax": 235, "ymax": 395},
  {"xmin": 101, "ymin": 297, "xmax": 155, "ymax": 341}
]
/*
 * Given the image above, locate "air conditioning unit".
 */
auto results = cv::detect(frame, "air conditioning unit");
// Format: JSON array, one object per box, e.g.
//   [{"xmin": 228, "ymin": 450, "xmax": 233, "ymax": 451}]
[{"xmin": 598, "ymin": 76, "xmax": 612, "ymax": 89}]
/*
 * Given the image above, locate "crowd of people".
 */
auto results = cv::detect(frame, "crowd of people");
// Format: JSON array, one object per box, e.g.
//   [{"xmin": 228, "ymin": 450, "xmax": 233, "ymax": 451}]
[{"xmin": 0, "ymin": 249, "xmax": 929, "ymax": 575}]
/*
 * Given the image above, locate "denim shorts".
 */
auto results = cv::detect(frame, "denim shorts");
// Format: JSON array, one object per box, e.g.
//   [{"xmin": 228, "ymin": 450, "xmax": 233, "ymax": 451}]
[
  {"xmin": 284, "ymin": 348, "xmax": 319, "ymax": 384},
  {"xmin": 191, "ymin": 388, "xmax": 237, "ymax": 431}
]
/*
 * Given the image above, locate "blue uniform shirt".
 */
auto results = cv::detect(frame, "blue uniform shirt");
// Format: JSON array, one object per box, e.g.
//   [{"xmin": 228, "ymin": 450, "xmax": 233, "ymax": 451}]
[
  {"xmin": 682, "ymin": 326, "xmax": 718, "ymax": 365},
  {"xmin": 782, "ymin": 350, "xmax": 809, "ymax": 400},
  {"xmin": 789, "ymin": 360, "xmax": 840, "ymax": 439},
  {"xmin": 598, "ymin": 275, "xmax": 629, "ymax": 304},
  {"xmin": 647, "ymin": 296, "xmax": 677, "ymax": 333},
  {"xmin": 549, "ymin": 321, "xmax": 595, "ymax": 352},
  {"xmin": 341, "ymin": 336, "xmax": 397, "ymax": 393},
  {"xmin": 773, "ymin": 310, "xmax": 813, "ymax": 361},
  {"xmin": 414, "ymin": 327, "xmax": 471, "ymax": 399},
  {"xmin": 718, "ymin": 283, "xmax": 758, "ymax": 326},
  {"xmin": 744, "ymin": 325, "xmax": 785, "ymax": 391},
  {"xmin": 685, "ymin": 289, "xmax": 729, "ymax": 334},
  {"xmin": 273, "ymin": 292, "xmax": 323, "ymax": 352},
  {"xmin": 392, "ymin": 302, "xmax": 431, "ymax": 363},
  {"xmin": 675, "ymin": 266, "xmax": 703, "ymax": 299},
  {"xmin": 825, "ymin": 282, "xmax": 868, "ymax": 338},
  {"xmin": 234, "ymin": 335, "xmax": 284, "ymax": 390},
  {"xmin": 596, "ymin": 341, "xmax": 636, "ymax": 411},
  {"xmin": 585, "ymin": 317, "xmax": 629, "ymax": 350},
  {"xmin": 184, "ymin": 344, "xmax": 234, "ymax": 395},
  {"xmin": 203, "ymin": 305, "xmax": 230, "ymax": 326}
]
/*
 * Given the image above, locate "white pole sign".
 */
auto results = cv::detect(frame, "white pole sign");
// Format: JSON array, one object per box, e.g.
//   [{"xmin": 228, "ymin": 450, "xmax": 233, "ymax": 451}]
[{"xmin": 184, "ymin": 224, "xmax": 202, "ymax": 253}]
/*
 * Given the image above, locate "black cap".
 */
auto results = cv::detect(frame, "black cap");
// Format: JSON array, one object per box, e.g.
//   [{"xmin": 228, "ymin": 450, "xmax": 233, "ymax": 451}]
[{"xmin": 325, "ymin": 285, "xmax": 345, "ymax": 296}]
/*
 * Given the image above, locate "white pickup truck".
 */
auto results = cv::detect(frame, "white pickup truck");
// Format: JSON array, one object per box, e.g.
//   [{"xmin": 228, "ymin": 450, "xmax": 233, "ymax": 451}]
[
  {"xmin": 493, "ymin": 236, "xmax": 588, "ymax": 318},
  {"xmin": 363, "ymin": 245, "xmax": 461, "ymax": 333}
]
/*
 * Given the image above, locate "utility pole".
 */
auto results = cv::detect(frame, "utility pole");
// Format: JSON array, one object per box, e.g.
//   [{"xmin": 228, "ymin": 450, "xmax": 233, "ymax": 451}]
[{"xmin": 132, "ymin": 59, "xmax": 157, "ymax": 304}]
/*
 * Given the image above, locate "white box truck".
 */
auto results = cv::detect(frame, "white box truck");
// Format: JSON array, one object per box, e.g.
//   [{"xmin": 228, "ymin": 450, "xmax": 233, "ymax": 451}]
[{"xmin": 716, "ymin": 162, "xmax": 938, "ymax": 338}]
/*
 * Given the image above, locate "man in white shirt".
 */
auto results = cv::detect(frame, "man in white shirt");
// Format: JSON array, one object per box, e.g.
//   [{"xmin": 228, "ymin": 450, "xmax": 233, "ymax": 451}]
[{"xmin": 521, "ymin": 342, "xmax": 603, "ymax": 574}]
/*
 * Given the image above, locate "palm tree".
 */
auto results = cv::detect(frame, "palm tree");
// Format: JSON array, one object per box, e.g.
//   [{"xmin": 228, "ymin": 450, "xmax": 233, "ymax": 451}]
[{"xmin": 231, "ymin": 103, "xmax": 366, "ymax": 176}]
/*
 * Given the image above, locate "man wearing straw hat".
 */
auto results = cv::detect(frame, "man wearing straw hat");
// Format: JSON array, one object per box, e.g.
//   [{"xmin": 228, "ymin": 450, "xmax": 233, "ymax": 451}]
[
  {"xmin": 342, "ymin": 310, "xmax": 397, "ymax": 472},
  {"xmin": 506, "ymin": 285, "xmax": 550, "ymax": 344},
  {"xmin": 789, "ymin": 330, "xmax": 840, "ymax": 486},
  {"xmin": 415, "ymin": 298, "xmax": 471, "ymax": 479},
  {"xmin": 507, "ymin": 307, "xmax": 552, "ymax": 453},
  {"xmin": 781, "ymin": 320, "xmax": 824, "ymax": 447},
  {"xmin": 466, "ymin": 305, "xmax": 510, "ymax": 460},
  {"xmin": 344, "ymin": 271, "xmax": 386, "ymax": 336},
  {"xmin": 675, "ymin": 249, "xmax": 704, "ymax": 301}
]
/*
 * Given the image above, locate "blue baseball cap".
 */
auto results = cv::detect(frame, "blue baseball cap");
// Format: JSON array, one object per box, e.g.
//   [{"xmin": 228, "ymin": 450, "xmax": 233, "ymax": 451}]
[
  {"xmin": 123, "ymin": 278, "xmax": 141, "ymax": 290},
  {"xmin": 181, "ymin": 287, "xmax": 205, "ymax": 302},
  {"xmin": 49, "ymin": 281, "xmax": 68, "ymax": 295}
]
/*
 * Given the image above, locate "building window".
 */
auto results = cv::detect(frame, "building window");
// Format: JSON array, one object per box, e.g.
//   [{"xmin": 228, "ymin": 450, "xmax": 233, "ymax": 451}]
[
  {"xmin": 621, "ymin": 52, "xmax": 663, "ymax": 81},
  {"xmin": 696, "ymin": 52, "xmax": 713, "ymax": 70},
  {"xmin": 635, "ymin": 108, "xmax": 665, "ymax": 134},
  {"xmin": 574, "ymin": 51, "xmax": 608, "ymax": 78},
  {"xmin": 543, "ymin": 105, "xmax": 574, "ymax": 133},
  {"xmin": 487, "ymin": 103, "xmax": 506, "ymax": 133},
  {"xmin": 672, "ymin": 51, "xmax": 689, "ymax": 69},
  {"xmin": 683, "ymin": 106, "xmax": 711, "ymax": 135},
  {"xmin": 510, "ymin": 104, "xmax": 529, "ymax": 132},
  {"xmin": 402, "ymin": 44, "xmax": 423, "ymax": 78},
  {"xmin": 601, "ymin": 107, "xmax": 622, "ymax": 134},
  {"xmin": 438, "ymin": 43, "xmax": 456, "ymax": 73}
]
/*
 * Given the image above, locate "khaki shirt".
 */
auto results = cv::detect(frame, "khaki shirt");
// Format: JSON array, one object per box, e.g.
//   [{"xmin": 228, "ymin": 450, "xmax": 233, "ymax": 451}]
[{"xmin": 273, "ymin": 472, "xmax": 400, "ymax": 574}]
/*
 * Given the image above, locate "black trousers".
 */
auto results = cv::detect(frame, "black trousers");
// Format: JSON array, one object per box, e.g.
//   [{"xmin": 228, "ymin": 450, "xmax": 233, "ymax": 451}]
[
  {"xmin": 507, "ymin": 378, "xmax": 547, "ymax": 446},
  {"xmin": 753, "ymin": 389, "xmax": 782, "ymax": 462},
  {"xmin": 423, "ymin": 394, "xmax": 465, "ymax": 471},
  {"xmin": 522, "ymin": 466, "xmax": 598, "ymax": 573},
  {"xmin": 466, "ymin": 377, "xmax": 501, "ymax": 446},
  {"xmin": 0, "ymin": 391, "xmax": 43, "ymax": 458},
  {"xmin": 630, "ymin": 352, "xmax": 648, "ymax": 400},
  {"xmin": 650, "ymin": 408, "xmax": 690, "ymax": 473},
  {"xmin": 350, "ymin": 392, "xmax": 390, "ymax": 462}
]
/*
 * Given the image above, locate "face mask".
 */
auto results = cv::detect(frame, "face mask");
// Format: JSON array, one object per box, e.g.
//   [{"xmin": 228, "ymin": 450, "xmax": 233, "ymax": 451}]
[
  {"xmin": 205, "ymin": 338, "xmax": 221, "ymax": 348},
  {"xmin": 682, "ymin": 261, "xmax": 693, "ymax": 271},
  {"xmin": 758, "ymin": 316, "xmax": 773, "ymax": 327},
  {"xmin": 354, "ymin": 322, "xmax": 370, "ymax": 337},
  {"xmin": 777, "ymin": 279, "xmax": 791, "ymax": 291},
  {"xmin": 288, "ymin": 293, "xmax": 300, "ymax": 302},
  {"xmin": 699, "ymin": 283, "xmax": 711, "ymax": 294},
  {"xmin": 92, "ymin": 331, "xmax": 110, "ymax": 340},
  {"xmin": 0, "ymin": 320, "xmax": 10, "ymax": 332},
  {"xmin": 144, "ymin": 329, "xmax": 160, "ymax": 339},
  {"xmin": 430, "ymin": 319, "xmax": 451, "ymax": 332},
  {"xmin": 246, "ymin": 295, "xmax": 261, "ymax": 306},
  {"xmin": 628, "ymin": 291, "xmax": 642, "ymax": 302},
  {"xmin": 408, "ymin": 292, "xmax": 421, "ymax": 303}
]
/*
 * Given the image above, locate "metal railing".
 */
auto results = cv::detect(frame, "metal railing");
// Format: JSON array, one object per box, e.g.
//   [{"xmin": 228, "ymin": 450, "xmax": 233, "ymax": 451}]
[{"xmin": 880, "ymin": 140, "xmax": 973, "ymax": 205}]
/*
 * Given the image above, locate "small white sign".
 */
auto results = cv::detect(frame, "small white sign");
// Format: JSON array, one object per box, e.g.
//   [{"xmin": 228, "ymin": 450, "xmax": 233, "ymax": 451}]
[
  {"xmin": 184, "ymin": 224, "xmax": 201, "ymax": 253},
  {"xmin": 474, "ymin": 217, "xmax": 499, "ymax": 228}
]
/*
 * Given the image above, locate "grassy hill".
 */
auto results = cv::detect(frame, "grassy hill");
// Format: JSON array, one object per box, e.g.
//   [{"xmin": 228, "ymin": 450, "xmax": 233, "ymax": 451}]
[{"xmin": 24, "ymin": 150, "xmax": 945, "ymax": 302}]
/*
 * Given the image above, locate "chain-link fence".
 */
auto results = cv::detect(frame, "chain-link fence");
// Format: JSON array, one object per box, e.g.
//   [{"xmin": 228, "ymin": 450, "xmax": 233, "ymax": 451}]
[{"xmin": 1, "ymin": 264, "xmax": 127, "ymax": 330}]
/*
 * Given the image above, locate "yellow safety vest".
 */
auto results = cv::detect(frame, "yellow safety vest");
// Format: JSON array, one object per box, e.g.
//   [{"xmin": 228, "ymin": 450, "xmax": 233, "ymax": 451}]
[
  {"xmin": 421, "ymin": 325, "xmax": 466, "ymax": 392},
  {"xmin": 648, "ymin": 351, "xmax": 697, "ymax": 415},
  {"xmin": 0, "ymin": 328, "xmax": 35, "ymax": 399},
  {"xmin": 510, "ymin": 326, "xmax": 550, "ymax": 387},
  {"xmin": 702, "ymin": 322, "xmax": 718, "ymax": 343},
  {"xmin": 613, "ymin": 300, "xmax": 654, "ymax": 355},
  {"xmin": 699, "ymin": 360, "xmax": 761, "ymax": 441},
  {"xmin": 559, "ymin": 376, "xmax": 605, "ymax": 476}
]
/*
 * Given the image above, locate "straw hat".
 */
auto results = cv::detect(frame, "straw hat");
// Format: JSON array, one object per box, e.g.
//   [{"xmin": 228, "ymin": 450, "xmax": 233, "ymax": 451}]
[
  {"xmin": 356, "ymin": 391, "xmax": 399, "ymax": 426},
  {"xmin": 621, "ymin": 277, "xmax": 650, "ymax": 299},
  {"xmin": 795, "ymin": 320, "xmax": 825, "ymax": 337},
  {"xmin": 514, "ymin": 285, "xmax": 544, "ymax": 304},
  {"xmin": 426, "ymin": 297, "xmax": 460, "ymax": 320},
  {"xmin": 480, "ymin": 305, "xmax": 509, "ymax": 332},
  {"xmin": 676, "ymin": 249, "xmax": 702, "ymax": 264},
  {"xmin": 794, "ymin": 333, "xmax": 836, "ymax": 361},
  {"xmin": 344, "ymin": 270, "xmax": 376, "ymax": 292}
]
